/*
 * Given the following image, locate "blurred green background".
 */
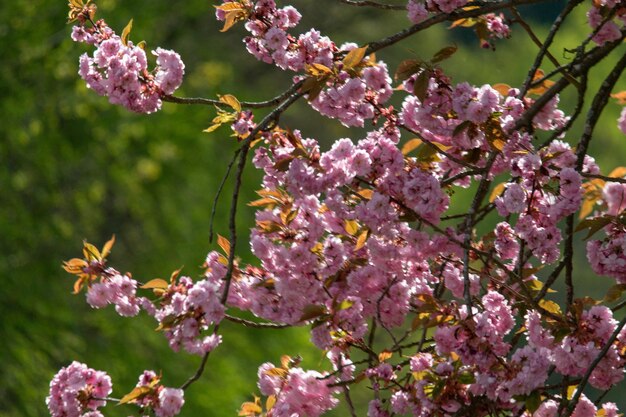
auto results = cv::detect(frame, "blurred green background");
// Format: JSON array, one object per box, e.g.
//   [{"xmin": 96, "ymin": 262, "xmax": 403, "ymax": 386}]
[{"xmin": 1, "ymin": 1, "xmax": 625, "ymax": 416}]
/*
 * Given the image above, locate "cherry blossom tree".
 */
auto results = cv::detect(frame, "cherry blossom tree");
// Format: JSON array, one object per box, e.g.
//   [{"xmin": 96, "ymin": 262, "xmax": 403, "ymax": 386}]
[{"xmin": 50, "ymin": 0, "xmax": 626, "ymax": 417}]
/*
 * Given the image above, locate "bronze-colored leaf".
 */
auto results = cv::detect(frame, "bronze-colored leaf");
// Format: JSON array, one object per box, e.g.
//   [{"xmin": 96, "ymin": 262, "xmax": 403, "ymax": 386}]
[
  {"xmin": 219, "ymin": 94, "xmax": 242, "ymax": 112},
  {"xmin": 101, "ymin": 235, "xmax": 115, "ymax": 258},
  {"xmin": 354, "ymin": 230, "xmax": 369, "ymax": 252},
  {"xmin": 118, "ymin": 386, "xmax": 150, "ymax": 405},
  {"xmin": 343, "ymin": 46, "xmax": 368, "ymax": 69},
  {"xmin": 401, "ymin": 138, "xmax": 423, "ymax": 155},
  {"xmin": 141, "ymin": 278, "xmax": 169, "ymax": 290},
  {"xmin": 394, "ymin": 59, "xmax": 423, "ymax": 82},
  {"xmin": 217, "ymin": 234, "xmax": 231, "ymax": 257},
  {"xmin": 431, "ymin": 45, "xmax": 457, "ymax": 64},
  {"xmin": 121, "ymin": 18, "xmax": 133, "ymax": 46}
]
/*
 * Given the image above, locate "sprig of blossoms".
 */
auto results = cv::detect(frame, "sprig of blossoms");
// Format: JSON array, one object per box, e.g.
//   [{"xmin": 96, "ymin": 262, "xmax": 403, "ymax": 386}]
[
  {"xmin": 47, "ymin": 362, "xmax": 112, "ymax": 417},
  {"xmin": 71, "ymin": 15, "xmax": 184, "ymax": 113}
]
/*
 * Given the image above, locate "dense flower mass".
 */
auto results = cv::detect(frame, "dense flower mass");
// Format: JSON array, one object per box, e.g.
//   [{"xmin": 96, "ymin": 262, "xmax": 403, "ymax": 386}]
[
  {"xmin": 47, "ymin": 362, "xmax": 112, "ymax": 417},
  {"xmin": 71, "ymin": 18, "xmax": 184, "ymax": 113},
  {"xmin": 58, "ymin": 1, "xmax": 626, "ymax": 417}
]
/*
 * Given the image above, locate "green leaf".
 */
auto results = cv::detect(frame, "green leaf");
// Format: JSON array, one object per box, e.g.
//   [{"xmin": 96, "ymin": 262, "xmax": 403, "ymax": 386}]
[{"xmin": 525, "ymin": 390, "xmax": 542, "ymax": 413}]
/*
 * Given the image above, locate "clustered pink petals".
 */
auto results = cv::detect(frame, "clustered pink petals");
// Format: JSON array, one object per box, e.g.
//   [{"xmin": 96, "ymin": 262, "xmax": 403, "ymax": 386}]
[
  {"xmin": 47, "ymin": 362, "xmax": 112, "ymax": 417},
  {"xmin": 257, "ymin": 363, "xmax": 338, "ymax": 417},
  {"xmin": 126, "ymin": 370, "xmax": 185, "ymax": 417},
  {"xmin": 72, "ymin": 19, "xmax": 184, "ymax": 113},
  {"xmin": 146, "ymin": 255, "xmax": 226, "ymax": 355},
  {"xmin": 86, "ymin": 273, "xmax": 142, "ymax": 316},
  {"xmin": 61, "ymin": 2, "xmax": 626, "ymax": 417}
]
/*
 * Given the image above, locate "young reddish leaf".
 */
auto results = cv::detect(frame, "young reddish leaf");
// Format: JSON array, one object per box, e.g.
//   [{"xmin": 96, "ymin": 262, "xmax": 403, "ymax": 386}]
[
  {"xmin": 414, "ymin": 70, "xmax": 431, "ymax": 102},
  {"xmin": 238, "ymin": 401, "xmax": 262, "ymax": 416},
  {"xmin": 121, "ymin": 18, "xmax": 133, "ymax": 46},
  {"xmin": 248, "ymin": 197, "xmax": 278, "ymax": 208},
  {"xmin": 266, "ymin": 395, "xmax": 276, "ymax": 411},
  {"xmin": 343, "ymin": 46, "xmax": 368, "ymax": 70},
  {"xmin": 452, "ymin": 120, "xmax": 472, "ymax": 138},
  {"xmin": 356, "ymin": 189, "xmax": 373, "ymax": 200},
  {"xmin": 378, "ymin": 350, "xmax": 393, "ymax": 362},
  {"xmin": 604, "ymin": 284, "xmax": 626, "ymax": 303},
  {"xmin": 141, "ymin": 278, "xmax": 169, "ymax": 290},
  {"xmin": 430, "ymin": 45, "xmax": 457, "ymax": 64},
  {"xmin": 344, "ymin": 219, "xmax": 359, "ymax": 236},
  {"xmin": 217, "ymin": 234, "xmax": 231, "ymax": 257},
  {"xmin": 280, "ymin": 355, "xmax": 292, "ymax": 369},
  {"xmin": 73, "ymin": 277, "xmax": 86, "ymax": 294},
  {"xmin": 101, "ymin": 235, "xmax": 115, "ymax": 258},
  {"xmin": 539, "ymin": 299, "xmax": 562, "ymax": 315},
  {"xmin": 489, "ymin": 182, "xmax": 506, "ymax": 203},
  {"xmin": 118, "ymin": 386, "xmax": 150, "ymax": 405},
  {"xmin": 401, "ymin": 138, "xmax": 423, "ymax": 155},
  {"xmin": 611, "ymin": 91, "xmax": 626, "ymax": 105},
  {"xmin": 608, "ymin": 166, "xmax": 626, "ymax": 178},
  {"xmin": 219, "ymin": 94, "xmax": 242, "ymax": 112},
  {"xmin": 493, "ymin": 83, "xmax": 511, "ymax": 96},
  {"xmin": 299, "ymin": 304, "xmax": 327, "ymax": 322},
  {"xmin": 449, "ymin": 17, "xmax": 477, "ymax": 29},
  {"xmin": 214, "ymin": 2, "xmax": 246, "ymax": 11},
  {"xmin": 575, "ymin": 215, "xmax": 612, "ymax": 240},
  {"xmin": 82, "ymin": 242, "xmax": 101, "ymax": 261},
  {"xmin": 264, "ymin": 367, "xmax": 288, "ymax": 378},
  {"xmin": 394, "ymin": 59, "xmax": 423, "ymax": 82},
  {"xmin": 354, "ymin": 230, "xmax": 369, "ymax": 251}
]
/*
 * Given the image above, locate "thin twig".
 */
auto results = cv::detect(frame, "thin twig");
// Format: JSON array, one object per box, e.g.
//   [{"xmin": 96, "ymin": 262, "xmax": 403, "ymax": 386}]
[
  {"xmin": 162, "ymin": 82, "xmax": 304, "ymax": 109},
  {"xmin": 209, "ymin": 148, "xmax": 241, "ymax": 243},
  {"xmin": 519, "ymin": 0, "xmax": 583, "ymax": 96},
  {"xmin": 224, "ymin": 313, "xmax": 291, "ymax": 329}
]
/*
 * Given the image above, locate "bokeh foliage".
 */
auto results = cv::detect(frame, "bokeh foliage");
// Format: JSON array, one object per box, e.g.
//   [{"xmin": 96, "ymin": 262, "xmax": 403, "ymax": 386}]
[{"xmin": 1, "ymin": 1, "xmax": 625, "ymax": 416}]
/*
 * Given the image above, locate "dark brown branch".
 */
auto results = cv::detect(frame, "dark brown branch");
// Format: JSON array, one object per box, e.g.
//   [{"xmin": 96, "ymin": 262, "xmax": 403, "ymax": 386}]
[
  {"xmin": 180, "ymin": 350, "xmax": 212, "ymax": 390},
  {"xmin": 519, "ymin": 0, "xmax": 584, "ymax": 96},
  {"xmin": 366, "ymin": 0, "xmax": 548, "ymax": 54},
  {"xmin": 513, "ymin": 31, "xmax": 626, "ymax": 132},
  {"xmin": 575, "ymin": 51, "xmax": 626, "ymax": 167},
  {"xmin": 337, "ymin": 0, "xmax": 405, "ymax": 10}
]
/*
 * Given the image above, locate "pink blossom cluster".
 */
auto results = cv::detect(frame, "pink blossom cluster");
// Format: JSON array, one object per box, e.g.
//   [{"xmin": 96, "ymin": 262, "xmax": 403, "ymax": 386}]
[
  {"xmin": 145, "ymin": 254, "xmax": 226, "ymax": 355},
  {"xmin": 85, "ymin": 272, "xmax": 142, "ymax": 316},
  {"xmin": 46, "ymin": 362, "xmax": 112, "ymax": 417},
  {"xmin": 526, "ymin": 306, "xmax": 626, "ymax": 390},
  {"xmin": 217, "ymin": 0, "xmax": 393, "ymax": 126},
  {"xmin": 223, "ymin": 127, "xmax": 452, "ymax": 347},
  {"xmin": 257, "ymin": 362, "xmax": 339, "ymax": 417},
  {"xmin": 129, "ymin": 370, "xmax": 185, "ymax": 417},
  {"xmin": 587, "ymin": 225, "xmax": 626, "ymax": 284},
  {"xmin": 71, "ymin": 19, "xmax": 184, "ymax": 113},
  {"xmin": 586, "ymin": 3, "xmax": 626, "ymax": 46}
]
